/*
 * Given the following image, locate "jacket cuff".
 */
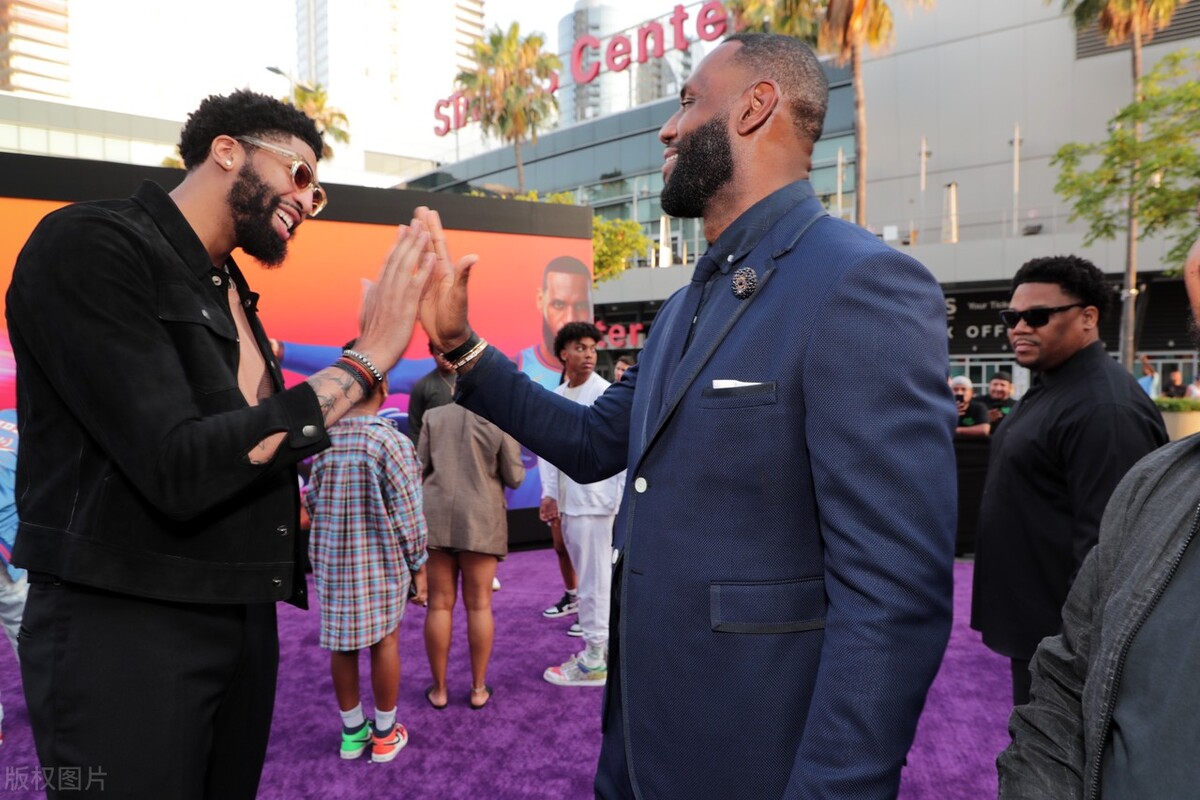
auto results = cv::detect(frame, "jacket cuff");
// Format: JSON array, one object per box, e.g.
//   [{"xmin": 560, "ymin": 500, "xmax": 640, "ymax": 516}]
[{"xmin": 278, "ymin": 383, "xmax": 329, "ymax": 451}]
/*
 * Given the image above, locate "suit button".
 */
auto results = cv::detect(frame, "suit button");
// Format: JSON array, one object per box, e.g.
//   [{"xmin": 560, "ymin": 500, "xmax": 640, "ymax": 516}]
[
  {"xmin": 301, "ymin": 424, "xmax": 318, "ymax": 438},
  {"xmin": 277, "ymin": 525, "xmax": 289, "ymax": 536},
  {"xmin": 634, "ymin": 477, "xmax": 648, "ymax": 493},
  {"xmin": 612, "ymin": 549, "xmax": 620, "ymax": 565}
]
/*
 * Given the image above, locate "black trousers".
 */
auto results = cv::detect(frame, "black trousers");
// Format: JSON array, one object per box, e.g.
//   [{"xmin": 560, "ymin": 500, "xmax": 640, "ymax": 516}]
[{"xmin": 19, "ymin": 579, "xmax": 278, "ymax": 800}]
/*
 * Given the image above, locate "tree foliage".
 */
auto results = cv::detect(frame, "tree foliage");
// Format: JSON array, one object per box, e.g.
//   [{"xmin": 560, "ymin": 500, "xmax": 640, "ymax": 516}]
[
  {"xmin": 1053, "ymin": 49, "xmax": 1200, "ymax": 269},
  {"xmin": 284, "ymin": 82, "xmax": 350, "ymax": 160},
  {"xmin": 592, "ymin": 217, "xmax": 651, "ymax": 283},
  {"xmin": 456, "ymin": 22, "xmax": 561, "ymax": 193}
]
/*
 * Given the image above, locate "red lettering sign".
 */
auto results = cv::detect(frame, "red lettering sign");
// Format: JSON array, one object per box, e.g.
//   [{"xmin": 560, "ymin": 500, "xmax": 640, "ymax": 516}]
[{"xmin": 606, "ymin": 35, "xmax": 632, "ymax": 73}]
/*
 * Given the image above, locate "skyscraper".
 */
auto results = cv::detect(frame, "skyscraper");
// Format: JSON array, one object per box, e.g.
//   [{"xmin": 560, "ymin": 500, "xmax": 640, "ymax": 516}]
[{"xmin": 0, "ymin": 0, "xmax": 69, "ymax": 98}]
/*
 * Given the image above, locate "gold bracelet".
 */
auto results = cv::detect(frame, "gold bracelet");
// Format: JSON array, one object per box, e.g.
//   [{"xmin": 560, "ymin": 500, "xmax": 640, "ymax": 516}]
[{"xmin": 451, "ymin": 338, "xmax": 488, "ymax": 370}]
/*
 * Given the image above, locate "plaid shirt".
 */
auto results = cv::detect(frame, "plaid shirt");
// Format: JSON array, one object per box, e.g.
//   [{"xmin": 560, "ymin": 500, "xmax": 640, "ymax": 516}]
[{"xmin": 305, "ymin": 415, "xmax": 427, "ymax": 651}]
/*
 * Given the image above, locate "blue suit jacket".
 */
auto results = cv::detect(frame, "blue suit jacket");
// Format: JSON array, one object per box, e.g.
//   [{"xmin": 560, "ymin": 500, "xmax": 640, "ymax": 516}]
[{"xmin": 458, "ymin": 183, "xmax": 957, "ymax": 799}]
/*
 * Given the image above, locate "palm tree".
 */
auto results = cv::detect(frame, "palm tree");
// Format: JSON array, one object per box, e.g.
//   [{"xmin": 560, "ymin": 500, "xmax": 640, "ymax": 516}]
[
  {"xmin": 731, "ymin": 1, "xmax": 932, "ymax": 229},
  {"xmin": 1053, "ymin": 0, "xmax": 1191, "ymax": 369},
  {"xmin": 456, "ymin": 22, "xmax": 561, "ymax": 194},
  {"xmin": 284, "ymin": 82, "xmax": 350, "ymax": 161}
]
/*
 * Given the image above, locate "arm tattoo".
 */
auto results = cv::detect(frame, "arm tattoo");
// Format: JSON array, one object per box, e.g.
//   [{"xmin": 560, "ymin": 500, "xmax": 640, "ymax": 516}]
[{"xmin": 308, "ymin": 367, "xmax": 361, "ymax": 426}]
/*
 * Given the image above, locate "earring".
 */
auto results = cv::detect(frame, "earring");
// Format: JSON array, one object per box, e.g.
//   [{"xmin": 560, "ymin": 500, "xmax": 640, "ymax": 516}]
[{"xmin": 225, "ymin": 160, "xmax": 233, "ymax": 166}]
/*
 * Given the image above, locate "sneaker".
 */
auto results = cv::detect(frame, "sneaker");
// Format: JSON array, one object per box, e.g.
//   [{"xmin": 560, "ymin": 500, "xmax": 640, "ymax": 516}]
[
  {"xmin": 543, "ymin": 592, "xmax": 579, "ymax": 618},
  {"xmin": 492, "ymin": 576, "xmax": 502, "ymax": 591},
  {"xmin": 567, "ymin": 622, "xmax": 583, "ymax": 637},
  {"xmin": 340, "ymin": 721, "xmax": 372, "ymax": 760},
  {"xmin": 371, "ymin": 722, "xmax": 409, "ymax": 764},
  {"xmin": 544, "ymin": 653, "xmax": 607, "ymax": 687}
]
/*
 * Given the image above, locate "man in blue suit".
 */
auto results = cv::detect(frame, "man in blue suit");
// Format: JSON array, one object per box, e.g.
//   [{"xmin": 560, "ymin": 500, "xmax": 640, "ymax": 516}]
[{"xmin": 414, "ymin": 33, "xmax": 956, "ymax": 800}]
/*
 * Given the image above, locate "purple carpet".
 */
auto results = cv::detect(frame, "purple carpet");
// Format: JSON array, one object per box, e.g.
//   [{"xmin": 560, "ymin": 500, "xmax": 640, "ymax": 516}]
[{"xmin": 0, "ymin": 557, "xmax": 1009, "ymax": 798}]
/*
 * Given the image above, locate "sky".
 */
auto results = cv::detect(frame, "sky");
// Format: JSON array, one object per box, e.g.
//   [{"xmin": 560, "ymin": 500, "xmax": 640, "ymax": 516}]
[{"xmin": 61, "ymin": 0, "xmax": 689, "ymax": 167}]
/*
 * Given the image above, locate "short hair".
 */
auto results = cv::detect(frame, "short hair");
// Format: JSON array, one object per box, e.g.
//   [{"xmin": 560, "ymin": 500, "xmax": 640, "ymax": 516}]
[
  {"xmin": 725, "ymin": 33, "xmax": 828, "ymax": 144},
  {"xmin": 178, "ymin": 89, "xmax": 324, "ymax": 170},
  {"xmin": 991, "ymin": 371, "xmax": 1012, "ymax": 383},
  {"xmin": 553, "ymin": 321, "xmax": 602, "ymax": 361},
  {"xmin": 1011, "ymin": 255, "xmax": 1114, "ymax": 324},
  {"xmin": 949, "ymin": 376, "xmax": 972, "ymax": 389},
  {"xmin": 543, "ymin": 256, "xmax": 592, "ymax": 288},
  {"xmin": 615, "ymin": 354, "xmax": 635, "ymax": 367}
]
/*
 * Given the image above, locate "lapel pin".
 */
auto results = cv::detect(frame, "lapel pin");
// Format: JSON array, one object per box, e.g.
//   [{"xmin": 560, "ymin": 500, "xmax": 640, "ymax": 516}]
[{"xmin": 731, "ymin": 266, "xmax": 758, "ymax": 300}]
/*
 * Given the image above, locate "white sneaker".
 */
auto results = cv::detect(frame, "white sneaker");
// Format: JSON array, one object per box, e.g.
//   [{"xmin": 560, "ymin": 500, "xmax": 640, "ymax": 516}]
[
  {"xmin": 567, "ymin": 622, "xmax": 583, "ymax": 637},
  {"xmin": 492, "ymin": 576, "xmax": 501, "ymax": 591},
  {"xmin": 544, "ymin": 653, "xmax": 607, "ymax": 686}
]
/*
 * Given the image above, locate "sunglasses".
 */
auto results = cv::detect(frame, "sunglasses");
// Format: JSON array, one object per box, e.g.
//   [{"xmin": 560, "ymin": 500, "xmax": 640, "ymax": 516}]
[
  {"xmin": 235, "ymin": 135, "xmax": 328, "ymax": 217},
  {"xmin": 998, "ymin": 302, "xmax": 1087, "ymax": 329}
]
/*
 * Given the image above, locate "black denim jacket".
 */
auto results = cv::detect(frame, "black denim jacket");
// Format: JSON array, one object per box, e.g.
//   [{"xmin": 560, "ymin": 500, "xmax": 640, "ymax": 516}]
[{"xmin": 6, "ymin": 181, "xmax": 329, "ymax": 607}]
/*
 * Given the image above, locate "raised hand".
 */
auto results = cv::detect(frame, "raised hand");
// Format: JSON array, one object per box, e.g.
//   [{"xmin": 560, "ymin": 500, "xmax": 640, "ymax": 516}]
[
  {"xmin": 354, "ymin": 219, "xmax": 437, "ymax": 375},
  {"xmin": 414, "ymin": 206, "xmax": 478, "ymax": 352}
]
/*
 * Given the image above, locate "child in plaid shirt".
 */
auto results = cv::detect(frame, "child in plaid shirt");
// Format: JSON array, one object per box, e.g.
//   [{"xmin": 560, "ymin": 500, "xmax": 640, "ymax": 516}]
[{"xmin": 304, "ymin": 371, "xmax": 428, "ymax": 764}]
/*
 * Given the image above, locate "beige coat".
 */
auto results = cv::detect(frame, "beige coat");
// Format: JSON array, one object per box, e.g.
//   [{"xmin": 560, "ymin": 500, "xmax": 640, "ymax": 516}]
[{"xmin": 417, "ymin": 404, "xmax": 525, "ymax": 558}]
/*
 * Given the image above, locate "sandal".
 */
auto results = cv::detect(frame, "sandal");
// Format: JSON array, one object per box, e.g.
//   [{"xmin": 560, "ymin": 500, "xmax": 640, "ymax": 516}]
[
  {"xmin": 469, "ymin": 684, "xmax": 493, "ymax": 710},
  {"xmin": 425, "ymin": 685, "xmax": 448, "ymax": 710}
]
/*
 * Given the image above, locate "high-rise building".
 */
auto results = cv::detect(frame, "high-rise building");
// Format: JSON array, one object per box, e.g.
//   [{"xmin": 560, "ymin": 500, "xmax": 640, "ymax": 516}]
[
  {"xmin": 0, "ymin": 0, "xmax": 69, "ymax": 98},
  {"xmin": 292, "ymin": 0, "xmax": 484, "ymax": 183}
]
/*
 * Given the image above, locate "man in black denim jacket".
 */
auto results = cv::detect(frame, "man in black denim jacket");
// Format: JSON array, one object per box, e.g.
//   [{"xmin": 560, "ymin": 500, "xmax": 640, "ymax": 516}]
[{"xmin": 7, "ymin": 91, "xmax": 433, "ymax": 799}]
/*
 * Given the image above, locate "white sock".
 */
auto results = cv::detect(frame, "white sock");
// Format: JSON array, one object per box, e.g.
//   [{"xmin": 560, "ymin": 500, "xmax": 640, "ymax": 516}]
[
  {"xmin": 339, "ymin": 704, "xmax": 365, "ymax": 730},
  {"xmin": 584, "ymin": 641, "xmax": 607, "ymax": 666},
  {"xmin": 566, "ymin": 588, "xmax": 578, "ymax": 597},
  {"xmin": 375, "ymin": 707, "xmax": 396, "ymax": 733}
]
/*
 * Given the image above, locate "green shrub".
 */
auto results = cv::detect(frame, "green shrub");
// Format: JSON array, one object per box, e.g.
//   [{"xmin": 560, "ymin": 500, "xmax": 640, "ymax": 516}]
[{"xmin": 1153, "ymin": 397, "xmax": 1200, "ymax": 413}]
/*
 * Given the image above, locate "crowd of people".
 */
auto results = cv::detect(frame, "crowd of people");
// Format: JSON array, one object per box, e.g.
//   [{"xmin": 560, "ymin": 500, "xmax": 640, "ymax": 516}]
[{"xmin": 3, "ymin": 28, "xmax": 1200, "ymax": 800}]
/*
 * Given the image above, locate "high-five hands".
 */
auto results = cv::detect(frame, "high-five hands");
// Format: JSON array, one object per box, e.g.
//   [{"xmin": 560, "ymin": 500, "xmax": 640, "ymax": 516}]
[
  {"xmin": 413, "ymin": 206, "xmax": 478, "ymax": 353},
  {"xmin": 354, "ymin": 218, "xmax": 438, "ymax": 376}
]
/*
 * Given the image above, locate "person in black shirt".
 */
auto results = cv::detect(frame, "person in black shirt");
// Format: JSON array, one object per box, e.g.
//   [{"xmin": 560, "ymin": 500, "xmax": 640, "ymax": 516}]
[
  {"xmin": 986, "ymin": 371, "xmax": 1016, "ymax": 433},
  {"xmin": 1161, "ymin": 366, "xmax": 1188, "ymax": 398},
  {"xmin": 970, "ymin": 255, "xmax": 1167, "ymax": 707},
  {"xmin": 407, "ymin": 343, "xmax": 456, "ymax": 446},
  {"xmin": 950, "ymin": 376, "xmax": 990, "ymax": 436}
]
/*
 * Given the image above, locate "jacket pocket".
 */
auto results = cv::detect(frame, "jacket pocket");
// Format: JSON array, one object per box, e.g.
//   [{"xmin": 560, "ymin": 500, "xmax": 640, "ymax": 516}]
[
  {"xmin": 156, "ymin": 283, "xmax": 238, "ymax": 394},
  {"xmin": 699, "ymin": 381, "xmax": 777, "ymax": 409},
  {"xmin": 709, "ymin": 576, "xmax": 826, "ymax": 634}
]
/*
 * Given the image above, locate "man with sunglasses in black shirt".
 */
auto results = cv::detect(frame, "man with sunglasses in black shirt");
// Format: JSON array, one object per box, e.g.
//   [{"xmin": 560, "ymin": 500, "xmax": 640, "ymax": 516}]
[{"xmin": 970, "ymin": 255, "xmax": 1166, "ymax": 707}]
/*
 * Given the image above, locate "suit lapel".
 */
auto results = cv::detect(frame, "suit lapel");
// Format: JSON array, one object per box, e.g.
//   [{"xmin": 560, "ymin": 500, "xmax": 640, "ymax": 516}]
[{"xmin": 639, "ymin": 203, "xmax": 828, "ymax": 461}]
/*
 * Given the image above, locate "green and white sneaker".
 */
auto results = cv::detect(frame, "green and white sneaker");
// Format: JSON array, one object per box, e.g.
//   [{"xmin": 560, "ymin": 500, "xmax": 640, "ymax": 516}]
[
  {"xmin": 340, "ymin": 720, "xmax": 372, "ymax": 760},
  {"xmin": 544, "ymin": 652, "xmax": 607, "ymax": 686}
]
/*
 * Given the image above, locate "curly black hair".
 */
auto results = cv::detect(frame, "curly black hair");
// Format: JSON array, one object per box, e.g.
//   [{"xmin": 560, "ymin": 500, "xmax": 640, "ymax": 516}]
[
  {"xmin": 553, "ymin": 321, "xmax": 603, "ymax": 364},
  {"xmin": 1011, "ymin": 255, "xmax": 1115, "ymax": 323},
  {"xmin": 178, "ymin": 89, "xmax": 324, "ymax": 170}
]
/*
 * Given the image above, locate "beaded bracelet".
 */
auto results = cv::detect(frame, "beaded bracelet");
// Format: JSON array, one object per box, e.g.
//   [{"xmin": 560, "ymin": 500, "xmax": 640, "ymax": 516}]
[
  {"xmin": 332, "ymin": 357, "xmax": 376, "ymax": 396},
  {"xmin": 341, "ymin": 348, "xmax": 384, "ymax": 384}
]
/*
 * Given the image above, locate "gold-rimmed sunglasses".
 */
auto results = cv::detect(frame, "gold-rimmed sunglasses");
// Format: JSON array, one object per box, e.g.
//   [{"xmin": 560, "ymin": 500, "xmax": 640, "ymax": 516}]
[{"xmin": 235, "ymin": 135, "xmax": 328, "ymax": 217}]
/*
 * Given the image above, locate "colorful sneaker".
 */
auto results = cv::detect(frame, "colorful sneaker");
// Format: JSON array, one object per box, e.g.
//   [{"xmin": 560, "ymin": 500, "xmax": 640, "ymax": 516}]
[
  {"xmin": 567, "ymin": 622, "xmax": 583, "ymax": 637},
  {"xmin": 542, "ymin": 592, "xmax": 579, "ymax": 618},
  {"xmin": 371, "ymin": 722, "xmax": 409, "ymax": 764},
  {"xmin": 340, "ymin": 721, "xmax": 371, "ymax": 760},
  {"xmin": 544, "ymin": 653, "xmax": 607, "ymax": 687}
]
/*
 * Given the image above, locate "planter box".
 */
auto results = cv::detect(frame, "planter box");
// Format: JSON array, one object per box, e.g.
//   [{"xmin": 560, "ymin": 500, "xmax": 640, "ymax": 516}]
[{"xmin": 1161, "ymin": 410, "xmax": 1200, "ymax": 441}]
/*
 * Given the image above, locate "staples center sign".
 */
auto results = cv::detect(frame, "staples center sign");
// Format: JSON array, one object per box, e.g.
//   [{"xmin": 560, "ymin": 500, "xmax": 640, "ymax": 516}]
[{"xmin": 434, "ymin": 1, "xmax": 729, "ymax": 136}]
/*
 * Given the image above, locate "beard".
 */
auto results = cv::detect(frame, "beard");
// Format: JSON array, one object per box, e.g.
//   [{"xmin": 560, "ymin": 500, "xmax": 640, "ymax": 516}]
[
  {"xmin": 660, "ymin": 115, "xmax": 735, "ymax": 219},
  {"xmin": 228, "ymin": 164, "xmax": 289, "ymax": 267}
]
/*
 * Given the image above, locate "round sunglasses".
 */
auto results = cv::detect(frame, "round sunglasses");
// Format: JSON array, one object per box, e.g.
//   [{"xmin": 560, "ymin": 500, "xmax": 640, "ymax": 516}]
[{"xmin": 235, "ymin": 135, "xmax": 328, "ymax": 216}]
